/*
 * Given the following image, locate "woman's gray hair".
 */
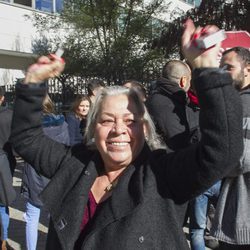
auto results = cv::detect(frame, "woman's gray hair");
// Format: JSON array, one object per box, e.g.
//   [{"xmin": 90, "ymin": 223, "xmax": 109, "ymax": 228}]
[{"xmin": 84, "ymin": 85, "xmax": 165, "ymax": 150}]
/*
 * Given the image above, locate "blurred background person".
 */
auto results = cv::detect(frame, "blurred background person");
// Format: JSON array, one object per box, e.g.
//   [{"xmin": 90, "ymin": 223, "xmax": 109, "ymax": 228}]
[
  {"xmin": 122, "ymin": 79, "xmax": 147, "ymax": 102},
  {"xmin": 21, "ymin": 94, "xmax": 70, "ymax": 250},
  {"xmin": 87, "ymin": 79, "xmax": 105, "ymax": 104},
  {"xmin": 66, "ymin": 95, "xmax": 90, "ymax": 146},
  {"xmin": 0, "ymin": 86, "xmax": 15, "ymax": 250}
]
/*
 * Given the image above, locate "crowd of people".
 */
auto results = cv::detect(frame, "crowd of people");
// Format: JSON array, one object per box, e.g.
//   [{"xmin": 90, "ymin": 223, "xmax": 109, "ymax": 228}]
[{"xmin": 0, "ymin": 18, "xmax": 249, "ymax": 250}]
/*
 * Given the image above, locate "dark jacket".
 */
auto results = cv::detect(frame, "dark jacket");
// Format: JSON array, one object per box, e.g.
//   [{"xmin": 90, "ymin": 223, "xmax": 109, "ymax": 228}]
[
  {"xmin": 21, "ymin": 114, "xmax": 70, "ymax": 207},
  {"xmin": 146, "ymin": 77, "xmax": 200, "ymax": 151},
  {"xmin": 10, "ymin": 68, "xmax": 243, "ymax": 250},
  {"xmin": 66, "ymin": 113, "xmax": 84, "ymax": 146},
  {"xmin": 0, "ymin": 106, "xmax": 16, "ymax": 205},
  {"xmin": 0, "ymin": 106, "xmax": 15, "ymax": 174}
]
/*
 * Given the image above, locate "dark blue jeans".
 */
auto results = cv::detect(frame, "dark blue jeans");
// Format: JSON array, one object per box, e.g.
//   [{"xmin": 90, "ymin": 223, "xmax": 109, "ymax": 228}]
[{"xmin": 189, "ymin": 181, "xmax": 221, "ymax": 250}]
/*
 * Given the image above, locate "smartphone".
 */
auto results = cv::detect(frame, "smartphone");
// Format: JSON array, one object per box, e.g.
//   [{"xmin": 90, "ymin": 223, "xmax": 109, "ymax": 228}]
[
  {"xmin": 49, "ymin": 48, "xmax": 64, "ymax": 62},
  {"xmin": 55, "ymin": 48, "xmax": 64, "ymax": 58},
  {"xmin": 195, "ymin": 30, "xmax": 226, "ymax": 49}
]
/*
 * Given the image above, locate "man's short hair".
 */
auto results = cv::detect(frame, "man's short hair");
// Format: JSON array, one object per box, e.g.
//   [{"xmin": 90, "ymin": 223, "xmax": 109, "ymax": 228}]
[
  {"xmin": 0, "ymin": 86, "xmax": 5, "ymax": 98},
  {"xmin": 121, "ymin": 79, "xmax": 147, "ymax": 100},
  {"xmin": 162, "ymin": 60, "xmax": 191, "ymax": 83},
  {"xmin": 223, "ymin": 47, "xmax": 250, "ymax": 67},
  {"xmin": 87, "ymin": 79, "xmax": 105, "ymax": 96}
]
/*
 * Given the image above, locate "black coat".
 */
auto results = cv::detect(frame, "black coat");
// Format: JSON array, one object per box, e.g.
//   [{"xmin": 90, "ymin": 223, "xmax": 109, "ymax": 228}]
[
  {"xmin": 146, "ymin": 77, "xmax": 200, "ymax": 151},
  {"xmin": 10, "ymin": 68, "xmax": 243, "ymax": 250},
  {"xmin": 0, "ymin": 106, "xmax": 15, "ymax": 174}
]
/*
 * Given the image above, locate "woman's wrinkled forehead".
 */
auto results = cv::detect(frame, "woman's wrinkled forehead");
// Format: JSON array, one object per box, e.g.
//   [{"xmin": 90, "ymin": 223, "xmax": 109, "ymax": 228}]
[{"xmin": 98, "ymin": 94, "xmax": 143, "ymax": 117}]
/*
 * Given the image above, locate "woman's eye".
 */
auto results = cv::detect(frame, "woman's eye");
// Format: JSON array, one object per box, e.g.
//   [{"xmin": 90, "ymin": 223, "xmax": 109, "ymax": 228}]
[
  {"xmin": 124, "ymin": 119, "xmax": 135, "ymax": 125},
  {"xmin": 102, "ymin": 120, "xmax": 114, "ymax": 126}
]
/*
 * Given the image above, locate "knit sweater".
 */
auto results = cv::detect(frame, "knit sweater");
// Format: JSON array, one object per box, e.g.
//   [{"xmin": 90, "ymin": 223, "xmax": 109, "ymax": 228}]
[{"xmin": 211, "ymin": 87, "xmax": 250, "ymax": 245}]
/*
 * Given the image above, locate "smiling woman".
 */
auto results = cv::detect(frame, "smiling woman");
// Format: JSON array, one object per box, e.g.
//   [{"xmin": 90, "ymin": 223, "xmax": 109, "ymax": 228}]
[
  {"xmin": 89, "ymin": 87, "xmax": 162, "ymax": 174},
  {"xmin": 85, "ymin": 86, "xmax": 163, "ymax": 151},
  {"xmin": 85, "ymin": 86, "xmax": 164, "ymax": 205},
  {"xmin": 10, "ymin": 20, "xmax": 243, "ymax": 250}
]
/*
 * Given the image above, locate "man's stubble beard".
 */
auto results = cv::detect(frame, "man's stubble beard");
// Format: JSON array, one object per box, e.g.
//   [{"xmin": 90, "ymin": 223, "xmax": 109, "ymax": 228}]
[{"xmin": 233, "ymin": 69, "xmax": 245, "ymax": 91}]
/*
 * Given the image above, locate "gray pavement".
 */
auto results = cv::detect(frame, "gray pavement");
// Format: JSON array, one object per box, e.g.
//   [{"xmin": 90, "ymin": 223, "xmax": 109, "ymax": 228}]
[{"xmin": 8, "ymin": 162, "xmax": 212, "ymax": 250}]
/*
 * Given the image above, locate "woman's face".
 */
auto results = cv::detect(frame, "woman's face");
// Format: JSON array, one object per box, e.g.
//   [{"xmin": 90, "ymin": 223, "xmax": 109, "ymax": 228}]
[
  {"xmin": 95, "ymin": 94, "xmax": 145, "ymax": 170},
  {"xmin": 77, "ymin": 100, "xmax": 90, "ymax": 117}
]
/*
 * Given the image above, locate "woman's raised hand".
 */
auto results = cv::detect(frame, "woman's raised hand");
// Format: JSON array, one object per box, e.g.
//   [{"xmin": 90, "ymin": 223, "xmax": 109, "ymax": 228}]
[
  {"xmin": 24, "ymin": 54, "xmax": 65, "ymax": 84},
  {"xmin": 182, "ymin": 19, "xmax": 222, "ymax": 69}
]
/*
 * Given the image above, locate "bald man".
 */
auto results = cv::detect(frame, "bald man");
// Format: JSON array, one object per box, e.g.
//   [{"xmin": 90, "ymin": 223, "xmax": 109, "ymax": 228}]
[{"xmin": 146, "ymin": 59, "xmax": 200, "ymax": 151}]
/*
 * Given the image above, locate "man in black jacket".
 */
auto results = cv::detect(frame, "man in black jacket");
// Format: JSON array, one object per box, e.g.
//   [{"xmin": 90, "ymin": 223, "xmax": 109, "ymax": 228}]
[
  {"xmin": 0, "ymin": 86, "xmax": 15, "ymax": 250},
  {"xmin": 146, "ymin": 60, "xmax": 200, "ymax": 151},
  {"xmin": 146, "ymin": 60, "xmax": 201, "ymax": 228}
]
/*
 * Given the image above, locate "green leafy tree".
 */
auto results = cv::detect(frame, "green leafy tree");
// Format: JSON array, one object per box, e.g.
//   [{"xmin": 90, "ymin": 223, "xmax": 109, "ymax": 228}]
[
  {"xmin": 153, "ymin": 0, "xmax": 249, "ymax": 58},
  {"xmin": 28, "ymin": 0, "xmax": 171, "ymax": 84}
]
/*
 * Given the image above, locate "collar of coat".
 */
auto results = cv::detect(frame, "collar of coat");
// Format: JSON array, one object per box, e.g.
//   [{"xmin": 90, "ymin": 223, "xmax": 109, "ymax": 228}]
[
  {"xmin": 240, "ymin": 85, "xmax": 250, "ymax": 95},
  {"xmin": 94, "ymin": 143, "xmax": 150, "ymax": 218},
  {"xmin": 83, "ymin": 144, "xmax": 152, "ymax": 242},
  {"xmin": 154, "ymin": 77, "xmax": 187, "ymax": 105}
]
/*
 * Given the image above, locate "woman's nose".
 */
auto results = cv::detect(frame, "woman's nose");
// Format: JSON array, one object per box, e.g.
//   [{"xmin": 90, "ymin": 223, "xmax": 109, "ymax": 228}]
[{"xmin": 111, "ymin": 121, "xmax": 126, "ymax": 134}]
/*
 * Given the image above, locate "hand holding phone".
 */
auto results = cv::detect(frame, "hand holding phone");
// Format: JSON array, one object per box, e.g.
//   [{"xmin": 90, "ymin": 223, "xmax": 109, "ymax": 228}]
[
  {"xmin": 182, "ymin": 19, "xmax": 222, "ymax": 69},
  {"xmin": 49, "ymin": 48, "xmax": 65, "ymax": 62},
  {"xmin": 24, "ymin": 49, "xmax": 65, "ymax": 84}
]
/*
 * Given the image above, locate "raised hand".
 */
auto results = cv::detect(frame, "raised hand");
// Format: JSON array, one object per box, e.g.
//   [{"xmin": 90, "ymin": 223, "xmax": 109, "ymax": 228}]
[
  {"xmin": 182, "ymin": 19, "xmax": 222, "ymax": 69},
  {"xmin": 24, "ymin": 54, "xmax": 65, "ymax": 84}
]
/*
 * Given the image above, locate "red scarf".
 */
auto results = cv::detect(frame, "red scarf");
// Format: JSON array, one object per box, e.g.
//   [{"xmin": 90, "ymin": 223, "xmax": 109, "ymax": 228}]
[{"xmin": 187, "ymin": 89, "xmax": 199, "ymax": 106}]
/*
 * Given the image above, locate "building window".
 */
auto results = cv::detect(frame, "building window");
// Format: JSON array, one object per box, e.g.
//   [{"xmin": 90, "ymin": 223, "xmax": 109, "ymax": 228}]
[
  {"xmin": 194, "ymin": 0, "xmax": 202, "ymax": 7},
  {"xmin": 55, "ymin": 0, "xmax": 63, "ymax": 12},
  {"xmin": 181, "ymin": 0, "xmax": 201, "ymax": 7},
  {"xmin": 35, "ymin": 0, "xmax": 63, "ymax": 12},
  {"xmin": 14, "ymin": 0, "xmax": 32, "ymax": 7},
  {"xmin": 0, "ymin": 0, "xmax": 63, "ymax": 12},
  {"xmin": 36, "ymin": 0, "xmax": 53, "ymax": 12}
]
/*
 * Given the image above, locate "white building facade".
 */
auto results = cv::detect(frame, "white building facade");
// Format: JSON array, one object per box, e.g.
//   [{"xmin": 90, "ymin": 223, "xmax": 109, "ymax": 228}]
[
  {"xmin": 0, "ymin": 0, "xmax": 196, "ymax": 86},
  {"xmin": 0, "ymin": 0, "xmax": 63, "ymax": 85}
]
